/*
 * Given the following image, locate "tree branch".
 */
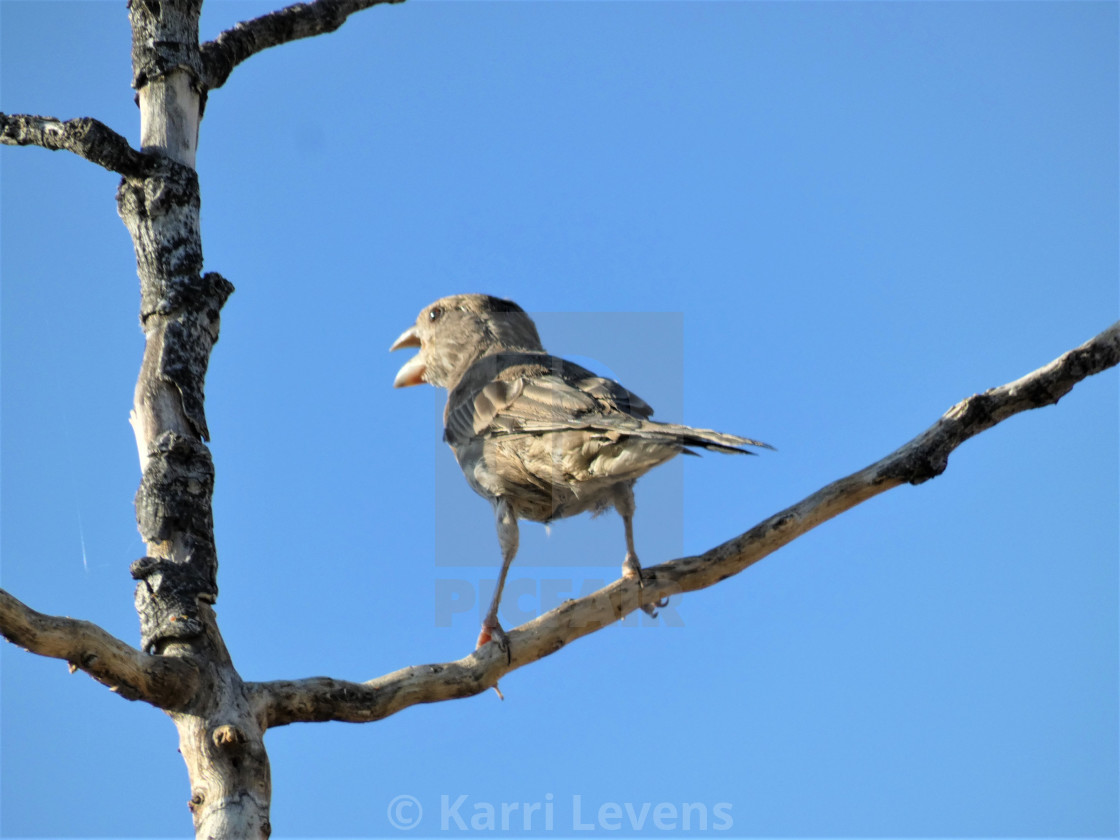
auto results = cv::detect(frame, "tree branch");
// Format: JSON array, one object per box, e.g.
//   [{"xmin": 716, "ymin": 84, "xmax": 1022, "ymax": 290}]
[
  {"xmin": 200, "ymin": 0, "xmax": 405, "ymax": 91},
  {"xmin": 0, "ymin": 588, "xmax": 199, "ymax": 709},
  {"xmin": 0, "ymin": 113, "xmax": 154, "ymax": 177},
  {"xmin": 251, "ymin": 321, "xmax": 1120, "ymax": 728}
]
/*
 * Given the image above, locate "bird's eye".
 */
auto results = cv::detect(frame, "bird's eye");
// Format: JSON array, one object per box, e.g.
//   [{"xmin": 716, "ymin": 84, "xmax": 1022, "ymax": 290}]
[{"xmin": 428, "ymin": 307, "xmax": 442, "ymax": 322}]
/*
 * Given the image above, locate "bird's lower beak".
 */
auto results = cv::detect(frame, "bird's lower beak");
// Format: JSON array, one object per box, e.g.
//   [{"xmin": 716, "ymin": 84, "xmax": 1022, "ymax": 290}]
[{"xmin": 390, "ymin": 326, "xmax": 426, "ymax": 388}]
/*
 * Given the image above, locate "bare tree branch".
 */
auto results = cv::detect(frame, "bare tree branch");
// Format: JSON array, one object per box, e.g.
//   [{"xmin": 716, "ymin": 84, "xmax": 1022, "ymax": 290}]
[
  {"xmin": 0, "ymin": 588, "xmax": 199, "ymax": 709},
  {"xmin": 200, "ymin": 0, "xmax": 405, "ymax": 91},
  {"xmin": 250, "ymin": 320, "xmax": 1120, "ymax": 729},
  {"xmin": 0, "ymin": 113, "xmax": 154, "ymax": 176}
]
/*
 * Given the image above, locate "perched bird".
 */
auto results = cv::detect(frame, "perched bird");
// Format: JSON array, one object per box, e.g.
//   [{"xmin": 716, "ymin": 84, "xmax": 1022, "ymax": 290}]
[{"xmin": 391, "ymin": 294, "xmax": 770, "ymax": 654}]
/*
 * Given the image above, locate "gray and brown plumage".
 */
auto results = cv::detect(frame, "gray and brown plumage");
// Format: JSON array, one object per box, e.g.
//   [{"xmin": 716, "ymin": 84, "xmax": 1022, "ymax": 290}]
[{"xmin": 391, "ymin": 294, "xmax": 770, "ymax": 654}]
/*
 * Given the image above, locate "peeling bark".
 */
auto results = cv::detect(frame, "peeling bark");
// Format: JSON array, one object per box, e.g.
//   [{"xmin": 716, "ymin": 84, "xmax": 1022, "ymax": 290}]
[
  {"xmin": 128, "ymin": 0, "xmax": 204, "ymax": 167},
  {"xmin": 129, "ymin": 0, "xmax": 205, "ymax": 90},
  {"xmin": 131, "ymin": 433, "xmax": 219, "ymax": 651},
  {"xmin": 120, "ymin": 1, "xmax": 270, "ymax": 836}
]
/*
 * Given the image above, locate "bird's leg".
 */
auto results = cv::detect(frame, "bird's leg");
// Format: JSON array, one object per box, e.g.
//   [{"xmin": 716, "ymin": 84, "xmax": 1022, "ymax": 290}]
[
  {"xmin": 478, "ymin": 497, "xmax": 517, "ymax": 661},
  {"xmin": 614, "ymin": 484, "xmax": 669, "ymax": 616},
  {"xmin": 615, "ymin": 482, "xmax": 642, "ymax": 580},
  {"xmin": 619, "ymin": 505, "xmax": 642, "ymax": 582}
]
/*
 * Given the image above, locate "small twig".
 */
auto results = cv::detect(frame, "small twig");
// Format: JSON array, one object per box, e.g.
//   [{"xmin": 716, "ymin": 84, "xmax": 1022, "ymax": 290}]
[
  {"xmin": 201, "ymin": 0, "xmax": 405, "ymax": 91},
  {"xmin": 0, "ymin": 114, "xmax": 155, "ymax": 177},
  {"xmin": 249, "ymin": 321, "xmax": 1120, "ymax": 728},
  {"xmin": 0, "ymin": 588, "xmax": 199, "ymax": 709}
]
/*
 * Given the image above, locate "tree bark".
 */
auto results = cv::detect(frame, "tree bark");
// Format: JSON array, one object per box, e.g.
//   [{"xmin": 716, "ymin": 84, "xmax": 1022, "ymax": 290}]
[
  {"xmin": 122, "ymin": 0, "xmax": 268, "ymax": 836},
  {"xmin": 0, "ymin": 114, "xmax": 156, "ymax": 175},
  {"xmin": 3, "ymin": 3, "xmax": 408, "ymax": 835},
  {"xmin": 0, "ymin": 589, "xmax": 198, "ymax": 707},
  {"xmin": 200, "ymin": 0, "xmax": 404, "ymax": 91}
]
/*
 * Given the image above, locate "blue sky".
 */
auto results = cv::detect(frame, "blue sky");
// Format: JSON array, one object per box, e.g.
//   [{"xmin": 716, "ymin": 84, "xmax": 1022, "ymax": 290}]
[{"xmin": 1, "ymin": 1, "xmax": 1117, "ymax": 837}]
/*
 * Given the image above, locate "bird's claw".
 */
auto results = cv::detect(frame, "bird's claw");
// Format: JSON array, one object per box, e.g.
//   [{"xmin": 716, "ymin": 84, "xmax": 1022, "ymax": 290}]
[
  {"xmin": 641, "ymin": 594, "xmax": 670, "ymax": 617},
  {"xmin": 477, "ymin": 619, "xmax": 511, "ymax": 664},
  {"xmin": 623, "ymin": 554, "xmax": 670, "ymax": 617}
]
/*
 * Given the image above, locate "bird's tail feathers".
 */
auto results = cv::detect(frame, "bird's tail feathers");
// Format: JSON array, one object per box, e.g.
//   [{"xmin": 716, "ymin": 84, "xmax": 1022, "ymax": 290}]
[
  {"xmin": 501, "ymin": 417, "xmax": 771, "ymax": 454},
  {"xmin": 647, "ymin": 422, "xmax": 773, "ymax": 454}
]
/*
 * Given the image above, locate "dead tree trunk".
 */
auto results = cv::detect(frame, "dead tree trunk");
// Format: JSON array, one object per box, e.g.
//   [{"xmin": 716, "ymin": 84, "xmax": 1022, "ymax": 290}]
[
  {"xmin": 120, "ymin": 1, "xmax": 269, "ymax": 836},
  {"xmin": 0, "ymin": 2, "xmax": 400, "ymax": 835}
]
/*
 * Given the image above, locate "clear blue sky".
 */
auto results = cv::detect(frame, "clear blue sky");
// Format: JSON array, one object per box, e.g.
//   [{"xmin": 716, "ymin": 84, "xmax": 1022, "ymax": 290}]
[{"xmin": 2, "ymin": 1, "xmax": 1117, "ymax": 837}]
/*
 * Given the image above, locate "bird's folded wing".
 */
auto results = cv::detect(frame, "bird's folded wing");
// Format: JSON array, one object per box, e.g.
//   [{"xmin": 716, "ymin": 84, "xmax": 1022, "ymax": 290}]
[
  {"xmin": 446, "ymin": 373, "xmax": 609, "ymax": 444},
  {"xmin": 445, "ymin": 354, "xmax": 655, "ymax": 447},
  {"xmin": 443, "ymin": 351, "xmax": 769, "ymax": 453},
  {"xmin": 569, "ymin": 374, "xmax": 654, "ymax": 420},
  {"xmin": 447, "ymin": 373, "xmax": 768, "ymax": 456}
]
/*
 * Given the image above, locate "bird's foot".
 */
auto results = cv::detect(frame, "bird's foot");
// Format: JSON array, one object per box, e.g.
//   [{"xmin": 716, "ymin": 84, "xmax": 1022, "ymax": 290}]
[
  {"xmin": 477, "ymin": 618, "xmax": 511, "ymax": 664},
  {"xmin": 639, "ymin": 573, "xmax": 670, "ymax": 616},
  {"xmin": 622, "ymin": 553, "xmax": 669, "ymax": 617},
  {"xmin": 641, "ymin": 593, "xmax": 671, "ymax": 618},
  {"xmin": 621, "ymin": 553, "xmax": 642, "ymax": 581}
]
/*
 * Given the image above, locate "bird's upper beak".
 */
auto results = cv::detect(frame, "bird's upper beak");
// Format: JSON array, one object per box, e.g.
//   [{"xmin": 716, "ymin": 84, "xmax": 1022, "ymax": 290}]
[{"xmin": 390, "ymin": 326, "xmax": 426, "ymax": 388}]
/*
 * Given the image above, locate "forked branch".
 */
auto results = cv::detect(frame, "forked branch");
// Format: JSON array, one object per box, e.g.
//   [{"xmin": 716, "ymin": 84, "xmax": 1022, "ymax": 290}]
[
  {"xmin": 0, "ymin": 589, "xmax": 198, "ymax": 709},
  {"xmin": 250, "ymin": 320, "xmax": 1120, "ymax": 728}
]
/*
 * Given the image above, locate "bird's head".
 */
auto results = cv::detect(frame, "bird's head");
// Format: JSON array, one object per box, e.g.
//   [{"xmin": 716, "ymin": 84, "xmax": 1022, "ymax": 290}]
[{"xmin": 390, "ymin": 294, "xmax": 544, "ymax": 390}]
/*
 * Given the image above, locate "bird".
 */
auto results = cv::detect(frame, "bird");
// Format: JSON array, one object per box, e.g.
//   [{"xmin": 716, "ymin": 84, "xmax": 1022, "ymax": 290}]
[{"xmin": 390, "ymin": 294, "xmax": 770, "ymax": 655}]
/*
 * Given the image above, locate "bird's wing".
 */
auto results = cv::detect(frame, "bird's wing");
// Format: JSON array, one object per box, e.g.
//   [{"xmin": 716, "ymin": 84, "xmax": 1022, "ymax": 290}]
[
  {"xmin": 445, "ymin": 351, "xmax": 771, "ymax": 454},
  {"xmin": 568, "ymin": 373, "xmax": 654, "ymax": 421},
  {"xmin": 444, "ymin": 352, "xmax": 653, "ymax": 446}
]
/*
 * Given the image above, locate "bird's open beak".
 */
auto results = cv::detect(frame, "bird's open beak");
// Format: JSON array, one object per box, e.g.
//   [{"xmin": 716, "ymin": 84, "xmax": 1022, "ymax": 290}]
[{"xmin": 390, "ymin": 326, "xmax": 426, "ymax": 388}]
